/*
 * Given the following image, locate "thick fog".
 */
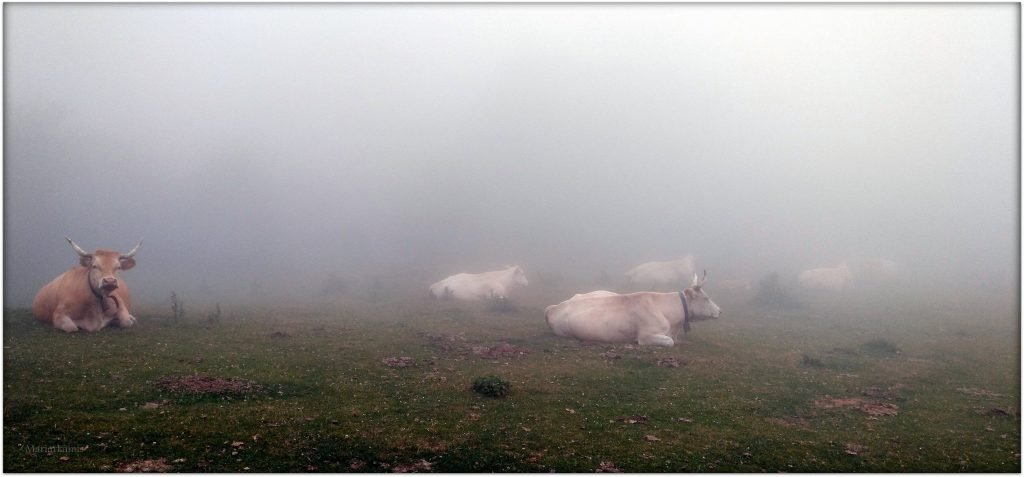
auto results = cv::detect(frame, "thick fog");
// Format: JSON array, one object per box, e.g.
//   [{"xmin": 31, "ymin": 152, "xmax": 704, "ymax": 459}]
[{"xmin": 4, "ymin": 4, "xmax": 1018, "ymax": 307}]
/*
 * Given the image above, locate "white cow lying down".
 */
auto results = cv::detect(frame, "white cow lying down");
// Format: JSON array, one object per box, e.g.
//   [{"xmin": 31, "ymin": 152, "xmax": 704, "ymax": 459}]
[
  {"xmin": 798, "ymin": 263, "xmax": 853, "ymax": 292},
  {"xmin": 625, "ymin": 256, "xmax": 696, "ymax": 289},
  {"xmin": 545, "ymin": 272, "xmax": 721, "ymax": 347},
  {"xmin": 428, "ymin": 265, "xmax": 528, "ymax": 301}
]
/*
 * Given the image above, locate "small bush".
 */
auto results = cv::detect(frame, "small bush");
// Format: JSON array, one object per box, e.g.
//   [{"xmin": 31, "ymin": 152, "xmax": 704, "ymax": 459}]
[
  {"xmin": 801, "ymin": 354, "xmax": 825, "ymax": 368},
  {"xmin": 472, "ymin": 375, "xmax": 511, "ymax": 398},
  {"xmin": 750, "ymin": 272, "xmax": 800, "ymax": 309},
  {"xmin": 207, "ymin": 303, "xmax": 222, "ymax": 323},
  {"xmin": 318, "ymin": 274, "xmax": 349, "ymax": 297},
  {"xmin": 861, "ymin": 338, "xmax": 900, "ymax": 356}
]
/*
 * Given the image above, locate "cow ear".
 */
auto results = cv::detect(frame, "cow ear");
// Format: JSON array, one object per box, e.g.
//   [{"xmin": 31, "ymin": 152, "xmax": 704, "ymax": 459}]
[
  {"xmin": 79, "ymin": 255, "xmax": 93, "ymax": 267},
  {"xmin": 120, "ymin": 257, "xmax": 136, "ymax": 270}
]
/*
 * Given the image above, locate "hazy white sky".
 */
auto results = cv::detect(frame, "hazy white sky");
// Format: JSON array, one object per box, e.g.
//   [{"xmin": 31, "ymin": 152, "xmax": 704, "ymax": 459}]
[{"xmin": 4, "ymin": 3, "xmax": 1018, "ymax": 304}]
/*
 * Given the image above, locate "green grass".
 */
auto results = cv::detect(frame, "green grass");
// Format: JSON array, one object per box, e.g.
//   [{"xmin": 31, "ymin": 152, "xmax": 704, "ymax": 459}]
[{"xmin": 3, "ymin": 290, "xmax": 1020, "ymax": 472}]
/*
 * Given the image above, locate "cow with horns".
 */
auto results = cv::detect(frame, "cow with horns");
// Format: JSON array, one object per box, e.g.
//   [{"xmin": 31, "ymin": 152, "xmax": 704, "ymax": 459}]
[
  {"xmin": 545, "ymin": 270, "xmax": 721, "ymax": 347},
  {"xmin": 31, "ymin": 237, "xmax": 142, "ymax": 332}
]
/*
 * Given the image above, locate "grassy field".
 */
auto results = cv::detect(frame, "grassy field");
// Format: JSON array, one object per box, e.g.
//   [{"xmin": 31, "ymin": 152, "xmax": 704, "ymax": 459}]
[{"xmin": 3, "ymin": 286, "xmax": 1020, "ymax": 472}]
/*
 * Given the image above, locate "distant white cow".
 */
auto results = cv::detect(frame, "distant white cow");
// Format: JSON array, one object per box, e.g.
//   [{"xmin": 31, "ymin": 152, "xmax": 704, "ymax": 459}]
[
  {"xmin": 428, "ymin": 266, "xmax": 528, "ymax": 301},
  {"xmin": 545, "ymin": 272, "xmax": 721, "ymax": 347},
  {"xmin": 798, "ymin": 263, "xmax": 853, "ymax": 292},
  {"xmin": 858, "ymin": 258, "xmax": 900, "ymax": 281},
  {"xmin": 625, "ymin": 256, "xmax": 696, "ymax": 289}
]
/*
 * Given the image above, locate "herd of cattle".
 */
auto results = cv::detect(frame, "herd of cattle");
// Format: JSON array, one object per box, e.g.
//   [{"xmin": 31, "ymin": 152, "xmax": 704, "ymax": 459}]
[{"xmin": 31, "ymin": 239, "xmax": 898, "ymax": 346}]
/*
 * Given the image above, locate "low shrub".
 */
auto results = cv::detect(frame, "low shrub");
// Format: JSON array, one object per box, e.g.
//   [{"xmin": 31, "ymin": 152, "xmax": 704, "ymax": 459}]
[
  {"xmin": 750, "ymin": 272, "xmax": 800, "ymax": 309},
  {"xmin": 861, "ymin": 338, "xmax": 900, "ymax": 356},
  {"xmin": 801, "ymin": 354, "xmax": 825, "ymax": 368},
  {"xmin": 207, "ymin": 303, "xmax": 222, "ymax": 323},
  {"xmin": 472, "ymin": 375, "xmax": 511, "ymax": 398}
]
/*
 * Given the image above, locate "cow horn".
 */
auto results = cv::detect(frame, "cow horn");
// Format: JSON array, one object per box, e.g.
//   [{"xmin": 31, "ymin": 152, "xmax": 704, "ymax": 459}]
[
  {"xmin": 691, "ymin": 272, "xmax": 700, "ymax": 287},
  {"xmin": 65, "ymin": 237, "xmax": 90, "ymax": 257},
  {"xmin": 121, "ymin": 240, "xmax": 143, "ymax": 259}
]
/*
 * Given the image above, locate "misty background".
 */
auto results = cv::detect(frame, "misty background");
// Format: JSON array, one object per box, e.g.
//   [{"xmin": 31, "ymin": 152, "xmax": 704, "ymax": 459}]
[{"xmin": 4, "ymin": 3, "xmax": 1018, "ymax": 307}]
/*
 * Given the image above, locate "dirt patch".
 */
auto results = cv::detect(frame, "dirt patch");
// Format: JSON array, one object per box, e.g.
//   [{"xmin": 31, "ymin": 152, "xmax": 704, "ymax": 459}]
[
  {"xmin": 765, "ymin": 416, "xmax": 811, "ymax": 428},
  {"xmin": 815, "ymin": 397, "xmax": 863, "ymax": 409},
  {"xmin": 958, "ymin": 387, "xmax": 1003, "ymax": 398},
  {"xmin": 862, "ymin": 386, "xmax": 904, "ymax": 400},
  {"xmin": 139, "ymin": 401, "xmax": 167, "ymax": 410},
  {"xmin": 617, "ymin": 414, "xmax": 648, "ymax": 424},
  {"xmin": 844, "ymin": 443, "xmax": 867, "ymax": 456},
  {"xmin": 814, "ymin": 396, "xmax": 898, "ymax": 417},
  {"xmin": 471, "ymin": 343, "xmax": 531, "ymax": 359},
  {"xmin": 270, "ymin": 331, "xmax": 290, "ymax": 338},
  {"xmin": 155, "ymin": 375, "xmax": 262, "ymax": 396},
  {"xmin": 414, "ymin": 439, "xmax": 448, "ymax": 453},
  {"xmin": 422, "ymin": 332, "xmax": 465, "ymax": 343},
  {"xmin": 982, "ymin": 407, "xmax": 1017, "ymax": 418},
  {"xmin": 601, "ymin": 350, "xmax": 622, "ymax": 361},
  {"xmin": 656, "ymin": 357, "xmax": 684, "ymax": 368},
  {"xmin": 860, "ymin": 402, "xmax": 899, "ymax": 417},
  {"xmin": 382, "ymin": 357, "xmax": 416, "ymax": 368},
  {"xmin": 388, "ymin": 459, "xmax": 432, "ymax": 473},
  {"xmin": 116, "ymin": 458, "xmax": 173, "ymax": 472},
  {"xmin": 597, "ymin": 461, "xmax": 622, "ymax": 472}
]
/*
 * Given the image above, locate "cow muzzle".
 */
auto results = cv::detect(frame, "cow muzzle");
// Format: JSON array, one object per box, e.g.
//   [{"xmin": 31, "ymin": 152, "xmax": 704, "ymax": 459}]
[
  {"xmin": 101, "ymin": 277, "xmax": 119, "ymax": 291},
  {"xmin": 706, "ymin": 302, "xmax": 721, "ymax": 317}
]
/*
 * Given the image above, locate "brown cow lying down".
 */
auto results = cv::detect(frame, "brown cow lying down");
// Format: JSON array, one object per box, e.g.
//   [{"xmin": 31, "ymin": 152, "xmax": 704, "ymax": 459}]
[{"xmin": 32, "ymin": 237, "xmax": 141, "ymax": 332}]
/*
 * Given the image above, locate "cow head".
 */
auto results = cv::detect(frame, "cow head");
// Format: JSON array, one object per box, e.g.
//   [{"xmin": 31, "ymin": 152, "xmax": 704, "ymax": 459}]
[
  {"xmin": 683, "ymin": 270, "xmax": 721, "ymax": 320},
  {"xmin": 66, "ymin": 237, "xmax": 141, "ymax": 296},
  {"xmin": 510, "ymin": 266, "xmax": 529, "ymax": 287}
]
